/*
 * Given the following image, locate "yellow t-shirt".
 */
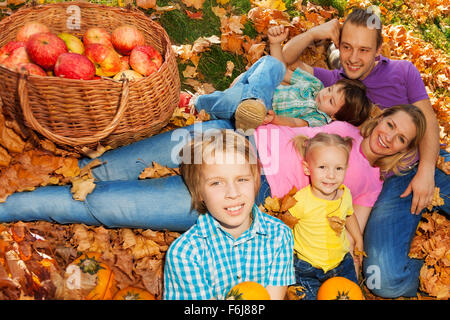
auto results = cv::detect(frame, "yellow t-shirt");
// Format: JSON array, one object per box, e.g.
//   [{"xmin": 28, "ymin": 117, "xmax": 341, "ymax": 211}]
[{"xmin": 288, "ymin": 184, "xmax": 354, "ymax": 273}]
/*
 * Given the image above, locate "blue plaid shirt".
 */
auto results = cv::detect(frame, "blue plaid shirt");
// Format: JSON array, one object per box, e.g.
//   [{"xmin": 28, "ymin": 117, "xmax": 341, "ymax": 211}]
[
  {"xmin": 163, "ymin": 205, "xmax": 295, "ymax": 300},
  {"xmin": 273, "ymin": 68, "xmax": 332, "ymax": 127}
]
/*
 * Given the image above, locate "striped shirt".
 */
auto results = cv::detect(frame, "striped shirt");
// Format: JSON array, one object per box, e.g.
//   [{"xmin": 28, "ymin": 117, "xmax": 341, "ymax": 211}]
[
  {"xmin": 272, "ymin": 68, "xmax": 332, "ymax": 127},
  {"xmin": 163, "ymin": 205, "xmax": 295, "ymax": 300}
]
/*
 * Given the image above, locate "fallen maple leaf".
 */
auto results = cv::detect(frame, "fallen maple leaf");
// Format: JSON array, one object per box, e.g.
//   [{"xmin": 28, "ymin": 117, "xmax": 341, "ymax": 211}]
[
  {"xmin": 136, "ymin": 0, "xmax": 156, "ymax": 9},
  {"xmin": 139, "ymin": 161, "xmax": 180, "ymax": 180},
  {"xmin": 181, "ymin": 0, "xmax": 205, "ymax": 10},
  {"xmin": 186, "ymin": 9, "xmax": 203, "ymax": 19},
  {"xmin": 251, "ymin": 0, "xmax": 287, "ymax": 11},
  {"xmin": 327, "ymin": 216, "xmax": 345, "ymax": 237}
]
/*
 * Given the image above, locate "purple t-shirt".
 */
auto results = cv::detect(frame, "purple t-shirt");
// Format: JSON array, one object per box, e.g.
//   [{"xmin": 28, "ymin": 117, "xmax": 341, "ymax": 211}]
[{"xmin": 314, "ymin": 55, "xmax": 429, "ymax": 109}]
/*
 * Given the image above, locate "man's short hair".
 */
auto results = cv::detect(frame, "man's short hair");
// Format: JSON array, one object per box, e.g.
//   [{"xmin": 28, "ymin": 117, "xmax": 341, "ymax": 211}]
[{"xmin": 341, "ymin": 8, "xmax": 383, "ymax": 49}]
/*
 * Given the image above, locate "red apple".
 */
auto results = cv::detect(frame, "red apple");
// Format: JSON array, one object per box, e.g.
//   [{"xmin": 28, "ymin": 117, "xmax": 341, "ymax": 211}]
[
  {"xmin": 119, "ymin": 55, "xmax": 130, "ymax": 71},
  {"xmin": 129, "ymin": 45, "xmax": 162, "ymax": 76},
  {"xmin": 16, "ymin": 21, "xmax": 50, "ymax": 42},
  {"xmin": 17, "ymin": 62, "xmax": 46, "ymax": 76},
  {"xmin": 54, "ymin": 52, "xmax": 95, "ymax": 80},
  {"xmin": 26, "ymin": 32, "xmax": 68, "ymax": 70},
  {"xmin": 0, "ymin": 41, "xmax": 26, "ymax": 64},
  {"xmin": 1, "ymin": 46, "xmax": 30, "ymax": 69},
  {"xmin": 111, "ymin": 25, "xmax": 145, "ymax": 55},
  {"xmin": 84, "ymin": 43, "xmax": 121, "ymax": 77},
  {"xmin": 83, "ymin": 27, "xmax": 113, "ymax": 48}
]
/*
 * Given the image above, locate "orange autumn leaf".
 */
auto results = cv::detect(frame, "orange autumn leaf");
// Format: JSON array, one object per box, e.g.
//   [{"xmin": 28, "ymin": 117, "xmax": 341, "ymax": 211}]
[
  {"xmin": 0, "ymin": 113, "xmax": 25, "ymax": 154},
  {"xmin": 221, "ymin": 32, "xmax": 244, "ymax": 55},
  {"xmin": 136, "ymin": 0, "xmax": 156, "ymax": 9},
  {"xmin": 139, "ymin": 161, "xmax": 180, "ymax": 180},
  {"xmin": 185, "ymin": 9, "xmax": 203, "ymax": 19},
  {"xmin": 0, "ymin": 145, "xmax": 11, "ymax": 167},
  {"xmin": 181, "ymin": 0, "xmax": 205, "ymax": 10}
]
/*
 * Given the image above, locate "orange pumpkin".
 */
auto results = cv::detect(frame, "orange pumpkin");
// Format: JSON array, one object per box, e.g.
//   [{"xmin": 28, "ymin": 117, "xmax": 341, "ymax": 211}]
[
  {"xmin": 226, "ymin": 281, "xmax": 271, "ymax": 300},
  {"xmin": 317, "ymin": 277, "xmax": 364, "ymax": 300},
  {"xmin": 71, "ymin": 252, "xmax": 116, "ymax": 300},
  {"xmin": 113, "ymin": 287, "xmax": 156, "ymax": 300}
]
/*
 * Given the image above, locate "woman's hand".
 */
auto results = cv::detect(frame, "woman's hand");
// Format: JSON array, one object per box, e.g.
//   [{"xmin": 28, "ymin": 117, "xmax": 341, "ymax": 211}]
[{"xmin": 400, "ymin": 167, "xmax": 435, "ymax": 214}]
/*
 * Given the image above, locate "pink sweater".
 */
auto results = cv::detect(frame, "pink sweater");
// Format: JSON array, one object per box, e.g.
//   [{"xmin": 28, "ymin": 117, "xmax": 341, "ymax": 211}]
[{"xmin": 254, "ymin": 121, "xmax": 383, "ymax": 207}]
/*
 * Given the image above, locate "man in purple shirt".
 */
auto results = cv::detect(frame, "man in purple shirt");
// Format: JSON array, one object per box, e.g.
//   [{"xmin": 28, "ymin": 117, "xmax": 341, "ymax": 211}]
[{"xmin": 281, "ymin": 8, "xmax": 448, "ymax": 298}]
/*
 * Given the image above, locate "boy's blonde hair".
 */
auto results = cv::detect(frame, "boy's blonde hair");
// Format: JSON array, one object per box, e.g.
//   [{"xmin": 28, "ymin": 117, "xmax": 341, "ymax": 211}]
[
  {"xmin": 179, "ymin": 129, "xmax": 261, "ymax": 214},
  {"xmin": 359, "ymin": 104, "xmax": 426, "ymax": 178},
  {"xmin": 291, "ymin": 132, "xmax": 353, "ymax": 163}
]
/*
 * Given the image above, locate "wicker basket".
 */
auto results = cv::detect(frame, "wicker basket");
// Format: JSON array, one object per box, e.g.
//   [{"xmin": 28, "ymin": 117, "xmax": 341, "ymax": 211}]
[{"xmin": 0, "ymin": 2, "xmax": 180, "ymax": 151}]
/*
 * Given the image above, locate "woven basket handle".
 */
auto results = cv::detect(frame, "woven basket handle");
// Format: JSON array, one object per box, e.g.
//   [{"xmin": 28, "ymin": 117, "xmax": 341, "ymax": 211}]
[{"xmin": 18, "ymin": 72, "xmax": 130, "ymax": 146}]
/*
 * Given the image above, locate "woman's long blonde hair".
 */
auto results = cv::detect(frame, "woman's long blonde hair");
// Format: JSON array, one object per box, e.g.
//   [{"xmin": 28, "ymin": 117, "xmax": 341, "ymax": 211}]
[{"xmin": 359, "ymin": 104, "xmax": 427, "ymax": 178}]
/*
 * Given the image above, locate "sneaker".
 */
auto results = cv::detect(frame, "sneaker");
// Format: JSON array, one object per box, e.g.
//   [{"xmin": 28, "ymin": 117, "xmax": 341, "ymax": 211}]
[
  {"xmin": 235, "ymin": 99, "xmax": 266, "ymax": 132},
  {"xmin": 327, "ymin": 43, "xmax": 341, "ymax": 70}
]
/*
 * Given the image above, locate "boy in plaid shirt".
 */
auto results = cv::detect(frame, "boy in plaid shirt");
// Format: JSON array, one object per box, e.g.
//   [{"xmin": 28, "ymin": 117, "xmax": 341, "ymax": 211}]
[{"xmin": 163, "ymin": 130, "xmax": 295, "ymax": 300}]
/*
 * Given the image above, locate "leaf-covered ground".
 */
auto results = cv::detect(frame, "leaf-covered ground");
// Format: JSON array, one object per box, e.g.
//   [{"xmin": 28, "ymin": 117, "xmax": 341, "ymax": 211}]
[{"xmin": 0, "ymin": 0, "xmax": 448, "ymax": 300}]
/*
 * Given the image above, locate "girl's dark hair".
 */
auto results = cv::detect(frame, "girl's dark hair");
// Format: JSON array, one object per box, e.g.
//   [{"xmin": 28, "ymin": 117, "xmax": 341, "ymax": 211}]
[{"xmin": 333, "ymin": 78, "xmax": 372, "ymax": 127}]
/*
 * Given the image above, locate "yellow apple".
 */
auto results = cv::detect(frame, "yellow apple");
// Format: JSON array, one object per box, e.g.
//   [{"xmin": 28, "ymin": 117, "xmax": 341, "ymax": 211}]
[{"xmin": 58, "ymin": 32, "xmax": 85, "ymax": 55}]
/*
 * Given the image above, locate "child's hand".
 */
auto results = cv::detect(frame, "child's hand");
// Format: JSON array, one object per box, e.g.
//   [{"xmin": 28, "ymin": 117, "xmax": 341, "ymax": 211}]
[
  {"xmin": 262, "ymin": 110, "xmax": 275, "ymax": 125},
  {"xmin": 268, "ymin": 26, "xmax": 289, "ymax": 45},
  {"xmin": 353, "ymin": 241, "xmax": 366, "ymax": 267}
]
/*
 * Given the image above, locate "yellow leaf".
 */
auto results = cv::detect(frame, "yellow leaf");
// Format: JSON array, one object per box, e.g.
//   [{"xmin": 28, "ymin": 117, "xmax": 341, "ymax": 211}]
[
  {"xmin": 182, "ymin": 65, "xmax": 198, "ymax": 78},
  {"xmin": 225, "ymin": 61, "xmax": 234, "ymax": 77},
  {"xmin": 71, "ymin": 177, "xmax": 96, "ymax": 201},
  {"xmin": 251, "ymin": 0, "xmax": 286, "ymax": 11}
]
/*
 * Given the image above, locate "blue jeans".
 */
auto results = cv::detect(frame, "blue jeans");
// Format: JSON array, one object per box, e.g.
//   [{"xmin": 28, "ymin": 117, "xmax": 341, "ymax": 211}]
[
  {"xmin": 363, "ymin": 151, "xmax": 450, "ymax": 298},
  {"xmin": 195, "ymin": 55, "xmax": 285, "ymax": 120},
  {"xmin": 294, "ymin": 253, "xmax": 358, "ymax": 300},
  {"xmin": 0, "ymin": 120, "xmax": 272, "ymax": 231}
]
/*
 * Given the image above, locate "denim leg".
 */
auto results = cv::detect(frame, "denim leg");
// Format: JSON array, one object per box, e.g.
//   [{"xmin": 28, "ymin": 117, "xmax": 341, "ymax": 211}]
[
  {"xmin": 79, "ymin": 119, "xmax": 234, "ymax": 181},
  {"xmin": 363, "ymin": 168, "xmax": 423, "ymax": 298},
  {"xmin": 363, "ymin": 157, "xmax": 450, "ymax": 298},
  {"xmin": 0, "ymin": 176, "xmax": 197, "ymax": 231},
  {"xmin": 294, "ymin": 256, "xmax": 323, "ymax": 300},
  {"xmin": 0, "ymin": 120, "xmax": 235, "ymax": 230},
  {"xmin": 194, "ymin": 56, "xmax": 285, "ymax": 120},
  {"xmin": 331, "ymin": 253, "xmax": 358, "ymax": 284},
  {"xmin": 255, "ymin": 173, "xmax": 271, "ymax": 206}
]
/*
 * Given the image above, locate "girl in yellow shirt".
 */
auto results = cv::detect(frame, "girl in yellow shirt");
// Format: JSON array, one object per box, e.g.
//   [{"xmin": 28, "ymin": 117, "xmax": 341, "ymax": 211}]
[{"xmin": 288, "ymin": 132, "xmax": 363, "ymax": 300}]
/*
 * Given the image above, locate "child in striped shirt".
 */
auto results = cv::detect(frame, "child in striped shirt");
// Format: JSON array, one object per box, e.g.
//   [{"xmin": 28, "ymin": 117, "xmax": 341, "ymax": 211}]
[
  {"xmin": 263, "ymin": 25, "xmax": 371, "ymax": 128},
  {"xmin": 163, "ymin": 129, "xmax": 295, "ymax": 300}
]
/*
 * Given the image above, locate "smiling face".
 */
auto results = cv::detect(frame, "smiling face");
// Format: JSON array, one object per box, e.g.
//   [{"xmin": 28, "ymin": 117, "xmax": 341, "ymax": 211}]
[
  {"xmin": 303, "ymin": 145, "xmax": 349, "ymax": 200},
  {"xmin": 199, "ymin": 151, "xmax": 256, "ymax": 239},
  {"xmin": 315, "ymin": 83, "xmax": 346, "ymax": 117},
  {"xmin": 365, "ymin": 110, "xmax": 418, "ymax": 161},
  {"xmin": 339, "ymin": 22, "xmax": 382, "ymax": 80}
]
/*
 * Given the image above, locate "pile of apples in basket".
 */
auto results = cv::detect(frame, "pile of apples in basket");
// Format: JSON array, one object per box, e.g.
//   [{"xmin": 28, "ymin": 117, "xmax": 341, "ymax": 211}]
[{"xmin": 0, "ymin": 21, "xmax": 163, "ymax": 80}]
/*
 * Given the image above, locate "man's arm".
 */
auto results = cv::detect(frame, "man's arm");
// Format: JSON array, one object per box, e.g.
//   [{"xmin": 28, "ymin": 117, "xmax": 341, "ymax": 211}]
[
  {"xmin": 282, "ymin": 19, "xmax": 340, "ymax": 74},
  {"xmin": 400, "ymin": 98, "xmax": 440, "ymax": 214}
]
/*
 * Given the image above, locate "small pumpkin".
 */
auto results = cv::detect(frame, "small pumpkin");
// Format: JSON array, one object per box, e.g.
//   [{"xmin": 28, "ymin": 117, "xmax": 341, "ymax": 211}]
[
  {"xmin": 113, "ymin": 286, "xmax": 156, "ymax": 300},
  {"xmin": 317, "ymin": 276, "xmax": 364, "ymax": 300},
  {"xmin": 226, "ymin": 281, "xmax": 271, "ymax": 300},
  {"xmin": 70, "ymin": 252, "xmax": 116, "ymax": 300}
]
